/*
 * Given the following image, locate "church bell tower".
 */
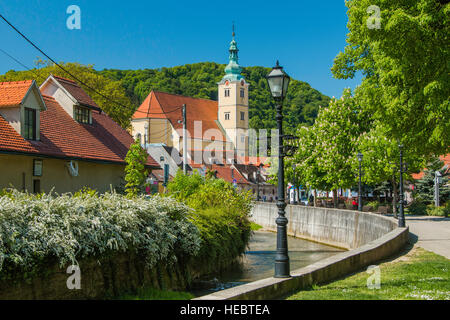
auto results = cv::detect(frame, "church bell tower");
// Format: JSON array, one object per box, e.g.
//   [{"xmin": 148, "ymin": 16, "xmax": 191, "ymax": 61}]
[{"xmin": 218, "ymin": 27, "xmax": 249, "ymax": 158}]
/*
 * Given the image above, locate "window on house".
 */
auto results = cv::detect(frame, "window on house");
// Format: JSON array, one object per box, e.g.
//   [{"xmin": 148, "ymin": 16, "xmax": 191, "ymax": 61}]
[
  {"xmin": 225, "ymin": 112, "xmax": 230, "ymax": 120},
  {"xmin": 240, "ymin": 88, "xmax": 245, "ymax": 98},
  {"xmin": 225, "ymin": 89, "xmax": 230, "ymax": 97},
  {"xmin": 74, "ymin": 106, "xmax": 91, "ymax": 124},
  {"xmin": 240, "ymin": 135, "xmax": 245, "ymax": 143},
  {"xmin": 24, "ymin": 108, "xmax": 37, "ymax": 140},
  {"xmin": 240, "ymin": 111, "xmax": 245, "ymax": 121}
]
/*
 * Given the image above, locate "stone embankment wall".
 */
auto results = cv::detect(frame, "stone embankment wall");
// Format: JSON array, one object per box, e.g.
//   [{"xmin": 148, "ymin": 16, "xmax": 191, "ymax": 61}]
[
  {"xmin": 0, "ymin": 252, "xmax": 235, "ymax": 299},
  {"xmin": 195, "ymin": 203, "xmax": 409, "ymax": 300}
]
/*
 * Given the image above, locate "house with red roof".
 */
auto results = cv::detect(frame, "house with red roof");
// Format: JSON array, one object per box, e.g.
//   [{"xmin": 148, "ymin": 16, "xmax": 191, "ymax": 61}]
[{"xmin": 0, "ymin": 75, "xmax": 159, "ymax": 194}]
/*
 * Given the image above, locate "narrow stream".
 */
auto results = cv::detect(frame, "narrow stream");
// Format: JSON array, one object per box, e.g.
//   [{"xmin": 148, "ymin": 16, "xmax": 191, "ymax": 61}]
[{"xmin": 190, "ymin": 231, "xmax": 345, "ymax": 297}]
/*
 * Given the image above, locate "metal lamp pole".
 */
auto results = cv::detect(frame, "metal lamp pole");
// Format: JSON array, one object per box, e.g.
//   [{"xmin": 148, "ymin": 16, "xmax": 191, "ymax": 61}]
[
  {"xmin": 266, "ymin": 61, "xmax": 291, "ymax": 278},
  {"xmin": 256, "ymin": 165, "xmax": 260, "ymax": 201},
  {"xmin": 292, "ymin": 164, "xmax": 297, "ymax": 205},
  {"xmin": 357, "ymin": 152, "xmax": 363, "ymax": 212}
]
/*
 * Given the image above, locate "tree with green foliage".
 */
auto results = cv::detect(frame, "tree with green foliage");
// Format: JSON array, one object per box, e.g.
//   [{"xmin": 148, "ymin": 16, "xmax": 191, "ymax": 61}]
[
  {"xmin": 0, "ymin": 61, "xmax": 135, "ymax": 129},
  {"xmin": 166, "ymin": 171, "xmax": 253, "ymax": 272},
  {"xmin": 292, "ymin": 89, "xmax": 368, "ymax": 193},
  {"xmin": 124, "ymin": 139, "xmax": 149, "ymax": 197},
  {"xmin": 332, "ymin": 0, "xmax": 449, "ymax": 160}
]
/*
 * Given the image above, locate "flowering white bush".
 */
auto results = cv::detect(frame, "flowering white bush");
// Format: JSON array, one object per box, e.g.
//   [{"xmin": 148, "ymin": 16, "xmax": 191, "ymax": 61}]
[{"xmin": 0, "ymin": 191, "xmax": 201, "ymax": 278}]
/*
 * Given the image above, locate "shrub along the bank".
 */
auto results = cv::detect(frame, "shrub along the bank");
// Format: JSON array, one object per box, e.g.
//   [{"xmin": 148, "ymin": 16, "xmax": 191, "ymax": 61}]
[
  {"xmin": 167, "ymin": 171, "xmax": 253, "ymax": 273},
  {"xmin": 0, "ymin": 176, "xmax": 253, "ymax": 295},
  {"xmin": 0, "ymin": 190, "xmax": 201, "ymax": 282}
]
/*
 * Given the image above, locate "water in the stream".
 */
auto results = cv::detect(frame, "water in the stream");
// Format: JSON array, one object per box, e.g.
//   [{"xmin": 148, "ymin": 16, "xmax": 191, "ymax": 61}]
[{"xmin": 190, "ymin": 231, "xmax": 345, "ymax": 297}]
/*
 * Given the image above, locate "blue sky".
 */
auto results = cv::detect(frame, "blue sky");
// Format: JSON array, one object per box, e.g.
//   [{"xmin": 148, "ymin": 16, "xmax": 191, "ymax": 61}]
[{"xmin": 0, "ymin": 0, "xmax": 362, "ymax": 98}]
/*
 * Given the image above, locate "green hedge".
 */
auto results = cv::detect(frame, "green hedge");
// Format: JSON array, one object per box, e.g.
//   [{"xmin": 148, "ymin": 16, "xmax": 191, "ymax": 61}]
[{"xmin": 167, "ymin": 171, "xmax": 254, "ymax": 273}]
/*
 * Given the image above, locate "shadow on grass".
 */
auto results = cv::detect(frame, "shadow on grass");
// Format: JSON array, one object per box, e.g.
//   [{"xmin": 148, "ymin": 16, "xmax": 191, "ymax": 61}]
[{"xmin": 279, "ymin": 240, "xmax": 419, "ymax": 300}]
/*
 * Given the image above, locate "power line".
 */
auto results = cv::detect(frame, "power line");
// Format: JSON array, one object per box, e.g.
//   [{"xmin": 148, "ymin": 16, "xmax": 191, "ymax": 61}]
[
  {"xmin": 0, "ymin": 13, "xmax": 185, "ymax": 119},
  {"xmin": 149, "ymin": 127, "xmax": 173, "ymax": 140},
  {"xmin": 0, "ymin": 48, "xmax": 99, "ymax": 111},
  {"xmin": 0, "ymin": 43, "xmax": 182, "ymax": 119},
  {"xmin": 0, "ymin": 47, "xmax": 46, "ymax": 82},
  {"xmin": 0, "ymin": 13, "xmax": 137, "ymax": 114},
  {"xmin": 134, "ymin": 105, "xmax": 183, "ymax": 116}
]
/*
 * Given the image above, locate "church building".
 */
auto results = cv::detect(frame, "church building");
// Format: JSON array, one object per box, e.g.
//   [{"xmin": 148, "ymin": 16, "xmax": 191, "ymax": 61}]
[{"xmin": 131, "ymin": 32, "xmax": 249, "ymax": 165}]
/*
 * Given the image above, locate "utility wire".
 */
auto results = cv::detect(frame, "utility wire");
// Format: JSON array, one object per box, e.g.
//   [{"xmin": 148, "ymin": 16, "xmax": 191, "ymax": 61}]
[
  {"xmin": 0, "ymin": 47, "xmax": 47, "ymax": 83},
  {"xmin": 0, "ymin": 13, "xmax": 139, "ymax": 114},
  {"xmin": 0, "ymin": 13, "xmax": 185, "ymax": 118},
  {"xmin": 134, "ymin": 105, "xmax": 183, "ymax": 116}
]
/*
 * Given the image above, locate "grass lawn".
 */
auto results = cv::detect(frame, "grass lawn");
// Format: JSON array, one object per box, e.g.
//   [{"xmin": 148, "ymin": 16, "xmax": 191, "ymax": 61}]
[
  {"xmin": 286, "ymin": 245, "xmax": 450, "ymax": 300},
  {"xmin": 117, "ymin": 288, "xmax": 194, "ymax": 300}
]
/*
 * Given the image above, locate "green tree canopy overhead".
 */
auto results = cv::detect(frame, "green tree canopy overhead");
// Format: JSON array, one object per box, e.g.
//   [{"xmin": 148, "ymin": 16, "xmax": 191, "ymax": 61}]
[{"xmin": 332, "ymin": 0, "xmax": 449, "ymax": 159}]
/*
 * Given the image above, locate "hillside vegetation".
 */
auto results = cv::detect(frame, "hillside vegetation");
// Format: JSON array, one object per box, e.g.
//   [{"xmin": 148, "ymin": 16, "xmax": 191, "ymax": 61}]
[{"xmin": 1, "ymin": 61, "xmax": 329, "ymax": 130}]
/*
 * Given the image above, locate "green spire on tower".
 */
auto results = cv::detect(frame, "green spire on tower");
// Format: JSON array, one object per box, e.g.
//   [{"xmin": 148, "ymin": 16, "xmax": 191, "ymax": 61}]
[{"xmin": 221, "ymin": 23, "xmax": 244, "ymax": 83}]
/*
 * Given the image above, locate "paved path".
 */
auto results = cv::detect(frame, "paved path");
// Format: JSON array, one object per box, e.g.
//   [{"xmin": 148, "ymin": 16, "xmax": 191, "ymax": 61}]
[{"xmin": 405, "ymin": 216, "xmax": 450, "ymax": 259}]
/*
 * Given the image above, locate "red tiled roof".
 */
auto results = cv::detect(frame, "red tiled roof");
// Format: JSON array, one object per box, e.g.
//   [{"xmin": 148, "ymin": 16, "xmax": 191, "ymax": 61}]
[
  {"xmin": 0, "ymin": 85, "xmax": 158, "ymax": 168},
  {"xmin": 189, "ymin": 164, "xmax": 249, "ymax": 184},
  {"xmin": 211, "ymin": 164, "xmax": 250, "ymax": 185},
  {"xmin": 237, "ymin": 156, "xmax": 269, "ymax": 167},
  {"xmin": 133, "ymin": 91, "xmax": 229, "ymax": 142},
  {"xmin": 412, "ymin": 154, "xmax": 450, "ymax": 180},
  {"xmin": 52, "ymin": 75, "xmax": 100, "ymax": 109},
  {"xmin": 0, "ymin": 80, "xmax": 33, "ymax": 108}
]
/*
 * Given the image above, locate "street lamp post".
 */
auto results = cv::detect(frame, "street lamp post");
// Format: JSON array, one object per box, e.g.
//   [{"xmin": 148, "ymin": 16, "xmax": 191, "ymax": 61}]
[
  {"xmin": 398, "ymin": 144, "xmax": 406, "ymax": 228},
  {"xmin": 266, "ymin": 61, "xmax": 291, "ymax": 278},
  {"xmin": 357, "ymin": 152, "xmax": 363, "ymax": 212},
  {"xmin": 256, "ymin": 164, "xmax": 261, "ymax": 201},
  {"xmin": 292, "ymin": 164, "xmax": 297, "ymax": 205}
]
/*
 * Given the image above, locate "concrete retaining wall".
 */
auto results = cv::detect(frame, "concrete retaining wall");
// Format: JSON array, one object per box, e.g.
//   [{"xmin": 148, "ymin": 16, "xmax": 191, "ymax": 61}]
[
  {"xmin": 253, "ymin": 203, "xmax": 398, "ymax": 249},
  {"xmin": 195, "ymin": 203, "xmax": 409, "ymax": 300}
]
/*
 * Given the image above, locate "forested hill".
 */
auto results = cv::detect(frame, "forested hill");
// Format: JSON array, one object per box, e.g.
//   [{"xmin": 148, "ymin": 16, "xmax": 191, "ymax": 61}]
[
  {"xmin": 99, "ymin": 62, "xmax": 330, "ymax": 131},
  {"xmin": 0, "ymin": 61, "xmax": 329, "ymax": 130}
]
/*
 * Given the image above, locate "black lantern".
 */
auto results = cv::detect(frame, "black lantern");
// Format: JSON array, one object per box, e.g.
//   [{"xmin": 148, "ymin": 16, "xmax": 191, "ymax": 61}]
[
  {"xmin": 266, "ymin": 61, "xmax": 291, "ymax": 278},
  {"xmin": 266, "ymin": 61, "xmax": 290, "ymax": 101}
]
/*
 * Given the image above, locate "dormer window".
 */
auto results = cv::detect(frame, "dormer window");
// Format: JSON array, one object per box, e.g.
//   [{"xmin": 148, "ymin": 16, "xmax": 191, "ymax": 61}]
[
  {"xmin": 74, "ymin": 106, "xmax": 91, "ymax": 124},
  {"xmin": 24, "ymin": 108, "xmax": 37, "ymax": 140}
]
